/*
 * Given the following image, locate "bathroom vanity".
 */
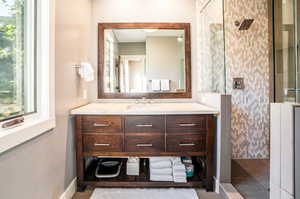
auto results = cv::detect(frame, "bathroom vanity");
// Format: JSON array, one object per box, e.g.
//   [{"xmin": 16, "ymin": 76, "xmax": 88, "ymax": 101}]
[
  {"xmin": 71, "ymin": 103, "xmax": 218, "ymax": 191},
  {"xmin": 71, "ymin": 22, "xmax": 219, "ymax": 192}
]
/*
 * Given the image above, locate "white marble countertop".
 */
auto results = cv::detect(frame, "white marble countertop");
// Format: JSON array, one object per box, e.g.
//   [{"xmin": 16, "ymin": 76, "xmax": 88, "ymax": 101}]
[{"xmin": 70, "ymin": 102, "xmax": 219, "ymax": 115}]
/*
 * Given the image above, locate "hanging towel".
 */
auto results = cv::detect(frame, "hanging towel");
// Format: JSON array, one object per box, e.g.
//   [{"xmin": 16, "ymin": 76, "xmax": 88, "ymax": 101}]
[
  {"xmin": 161, "ymin": 79, "xmax": 170, "ymax": 91},
  {"xmin": 151, "ymin": 80, "xmax": 161, "ymax": 91},
  {"xmin": 78, "ymin": 62, "xmax": 94, "ymax": 82}
]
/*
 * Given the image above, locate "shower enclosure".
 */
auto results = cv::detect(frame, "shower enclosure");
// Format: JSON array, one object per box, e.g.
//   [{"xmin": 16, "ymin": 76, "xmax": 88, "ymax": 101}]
[
  {"xmin": 197, "ymin": 0, "xmax": 226, "ymax": 94},
  {"xmin": 274, "ymin": 0, "xmax": 300, "ymax": 103}
]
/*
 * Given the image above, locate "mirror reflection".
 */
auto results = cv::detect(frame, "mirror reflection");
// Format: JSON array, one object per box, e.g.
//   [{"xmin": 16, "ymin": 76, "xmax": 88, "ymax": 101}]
[{"xmin": 103, "ymin": 29, "xmax": 186, "ymax": 93}]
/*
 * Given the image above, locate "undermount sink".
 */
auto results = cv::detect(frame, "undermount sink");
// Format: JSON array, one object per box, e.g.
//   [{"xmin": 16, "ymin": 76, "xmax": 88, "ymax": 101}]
[{"xmin": 126, "ymin": 103, "xmax": 160, "ymax": 111}]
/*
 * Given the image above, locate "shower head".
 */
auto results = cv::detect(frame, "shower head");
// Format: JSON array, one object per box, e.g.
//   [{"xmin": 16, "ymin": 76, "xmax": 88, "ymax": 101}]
[{"xmin": 235, "ymin": 19, "xmax": 254, "ymax": 31}]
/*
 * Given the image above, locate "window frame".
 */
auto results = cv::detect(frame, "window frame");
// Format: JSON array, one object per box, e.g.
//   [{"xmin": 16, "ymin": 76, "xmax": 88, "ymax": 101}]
[{"xmin": 0, "ymin": 0, "xmax": 55, "ymax": 154}]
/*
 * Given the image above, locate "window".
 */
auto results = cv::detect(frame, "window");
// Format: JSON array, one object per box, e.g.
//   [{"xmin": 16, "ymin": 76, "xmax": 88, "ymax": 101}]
[{"xmin": 0, "ymin": 0, "xmax": 36, "ymax": 121}]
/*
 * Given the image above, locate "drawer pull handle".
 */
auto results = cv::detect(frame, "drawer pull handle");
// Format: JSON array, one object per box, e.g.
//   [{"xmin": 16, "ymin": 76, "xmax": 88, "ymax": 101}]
[
  {"xmin": 136, "ymin": 124, "xmax": 153, "ymax": 127},
  {"xmin": 94, "ymin": 143, "xmax": 111, "ymax": 146},
  {"xmin": 94, "ymin": 123, "xmax": 111, "ymax": 127},
  {"xmin": 179, "ymin": 143, "xmax": 195, "ymax": 146},
  {"xmin": 178, "ymin": 123, "xmax": 196, "ymax": 127},
  {"xmin": 136, "ymin": 144, "xmax": 153, "ymax": 147}
]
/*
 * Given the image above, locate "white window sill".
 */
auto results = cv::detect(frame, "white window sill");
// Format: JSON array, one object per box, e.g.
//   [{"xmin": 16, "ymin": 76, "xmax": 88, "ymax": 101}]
[{"xmin": 0, "ymin": 117, "xmax": 56, "ymax": 154}]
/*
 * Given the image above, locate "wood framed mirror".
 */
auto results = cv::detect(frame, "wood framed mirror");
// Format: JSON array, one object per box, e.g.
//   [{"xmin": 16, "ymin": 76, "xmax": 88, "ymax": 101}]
[{"xmin": 98, "ymin": 23, "xmax": 191, "ymax": 99}]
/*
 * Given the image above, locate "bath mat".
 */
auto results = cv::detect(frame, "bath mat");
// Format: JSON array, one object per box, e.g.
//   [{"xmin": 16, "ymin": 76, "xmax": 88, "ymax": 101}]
[{"xmin": 90, "ymin": 188, "xmax": 198, "ymax": 199}]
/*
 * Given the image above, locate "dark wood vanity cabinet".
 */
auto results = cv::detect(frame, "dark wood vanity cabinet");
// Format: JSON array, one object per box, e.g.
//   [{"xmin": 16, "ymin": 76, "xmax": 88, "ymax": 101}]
[{"xmin": 75, "ymin": 114, "xmax": 215, "ymax": 191}]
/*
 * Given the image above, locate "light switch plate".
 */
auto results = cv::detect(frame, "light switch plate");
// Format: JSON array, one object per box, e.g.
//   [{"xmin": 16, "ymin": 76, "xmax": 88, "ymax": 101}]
[{"xmin": 233, "ymin": 78, "xmax": 244, "ymax": 89}]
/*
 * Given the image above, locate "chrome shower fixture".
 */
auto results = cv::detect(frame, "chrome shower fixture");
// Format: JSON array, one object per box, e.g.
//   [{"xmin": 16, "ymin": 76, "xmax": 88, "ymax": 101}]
[{"xmin": 235, "ymin": 19, "xmax": 254, "ymax": 30}]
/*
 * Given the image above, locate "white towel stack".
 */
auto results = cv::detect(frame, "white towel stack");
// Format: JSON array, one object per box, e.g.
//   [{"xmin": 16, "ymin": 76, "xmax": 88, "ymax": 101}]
[
  {"xmin": 172, "ymin": 157, "xmax": 187, "ymax": 183},
  {"xmin": 149, "ymin": 157, "xmax": 173, "ymax": 182},
  {"xmin": 149, "ymin": 157, "xmax": 187, "ymax": 183}
]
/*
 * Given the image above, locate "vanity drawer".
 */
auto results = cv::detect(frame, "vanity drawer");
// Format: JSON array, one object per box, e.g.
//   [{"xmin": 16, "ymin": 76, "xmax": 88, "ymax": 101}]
[
  {"xmin": 166, "ymin": 134, "xmax": 206, "ymax": 152},
  {"xmin": 82, "ymin": 115, "xmax": 122, "ymax": 133},
  {"xmin": 166, "ymin": 115, "xmax": 207, "ymax": 134},
  {"xmin": 125, "ymin": 116, "xmax": 164, "ymax": 134},
  {"xmin": 83, "ymin": 135, "xmax": 123, "ymax": 152},
  {"xmin": 125, "ymin": 135, "xmax": 165, "ymax": 152}
]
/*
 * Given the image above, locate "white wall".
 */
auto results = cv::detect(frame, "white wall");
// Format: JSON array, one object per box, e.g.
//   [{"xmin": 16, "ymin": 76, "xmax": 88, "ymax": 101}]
[
  {"xmin": 0, "ymin": 0, "xmax": 92, "ymax": 198},
  {"xmin": 146, "ymin": 36, "xmax": 181, "ymax": 91},
  {"xmin": 90, "ymin": 0, "xmax": 197, "ymax": 100}
]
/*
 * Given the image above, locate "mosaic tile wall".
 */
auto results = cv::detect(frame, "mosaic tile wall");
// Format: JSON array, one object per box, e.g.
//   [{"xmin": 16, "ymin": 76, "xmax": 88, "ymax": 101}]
[
  {"xmin": 224, "ymin": 0, "xmax": 270, "ymax": 159},
  {"xmin": 197, "ymin": 0, "xmax": 271, "ymax": 158}
]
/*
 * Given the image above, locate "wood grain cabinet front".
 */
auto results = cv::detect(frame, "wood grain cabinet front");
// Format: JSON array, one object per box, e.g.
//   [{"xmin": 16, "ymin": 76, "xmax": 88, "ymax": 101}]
[
  {"xmin": 82, "ymin": 115, "xmax": 122, "ymax": 133},
  {"xmin": 124, "ymin": 115, "xmax": 164, "ymax": 134},
  {"xmin": 166, "ymin": 134, "xmax": 206, "ymax": 152},
  {"xmin": 125, "ymin": 135, "xmax": 165, "ymax": 152},
  {"xmin": 83, "ymin": 134, "xmax": 123, "ymax": 152},
  {"xmin": 75, "ymin": 114, "xmax": 215, "ymax": 191},
  {"xmin": 166, "ymin": 115, "xmax": 207, "ymax": 133}
]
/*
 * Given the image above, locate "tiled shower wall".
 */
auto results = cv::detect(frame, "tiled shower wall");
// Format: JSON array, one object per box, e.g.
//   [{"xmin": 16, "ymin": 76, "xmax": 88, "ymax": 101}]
[
  {"xmin": 225, "ymin": 0, "xmax": 270, "ymax": 159},
  {"xmin": 197, "ymin": 0, "xmax": 271, "ymax": 158}
]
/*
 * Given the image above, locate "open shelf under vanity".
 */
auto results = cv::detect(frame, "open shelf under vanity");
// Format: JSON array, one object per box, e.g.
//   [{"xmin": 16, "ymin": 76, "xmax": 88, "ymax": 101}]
[{"xmin": 83, "ymin": 157, "xmax": 206, "ymax": 188}]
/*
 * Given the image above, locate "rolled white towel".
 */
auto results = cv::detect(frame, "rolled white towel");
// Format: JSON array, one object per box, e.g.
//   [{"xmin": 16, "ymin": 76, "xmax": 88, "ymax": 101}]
[
  {"xmin": 150, "ymin": 174, "xmax": 173, "ymax": 182},
  {"xmin": 150, "ymin": 168, "xmax": 173, "ymax": 175}
]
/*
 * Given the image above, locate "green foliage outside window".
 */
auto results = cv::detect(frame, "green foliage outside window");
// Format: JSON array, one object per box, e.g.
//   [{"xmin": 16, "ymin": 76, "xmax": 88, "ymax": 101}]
[{"xmin": 0, "ymin": 0, "xmax": 24, "ymax": 120}]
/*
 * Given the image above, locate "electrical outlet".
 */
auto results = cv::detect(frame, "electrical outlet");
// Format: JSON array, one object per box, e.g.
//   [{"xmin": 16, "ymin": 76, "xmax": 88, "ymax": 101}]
[{"xmin": 233, "ymin": 78, "xmax": 244, "ymax": 89}]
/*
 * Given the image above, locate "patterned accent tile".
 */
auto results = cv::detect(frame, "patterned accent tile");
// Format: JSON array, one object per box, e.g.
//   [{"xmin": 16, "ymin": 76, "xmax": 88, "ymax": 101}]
[{"xmin": 224, "ymin": 0, "xmax": 270, "ymax": 158}]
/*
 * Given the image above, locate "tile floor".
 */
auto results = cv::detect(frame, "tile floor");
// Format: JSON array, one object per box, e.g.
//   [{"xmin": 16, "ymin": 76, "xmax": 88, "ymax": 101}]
[{"xmin": 231, "ymin": 159, "xmax": 269, "ymax": 199}]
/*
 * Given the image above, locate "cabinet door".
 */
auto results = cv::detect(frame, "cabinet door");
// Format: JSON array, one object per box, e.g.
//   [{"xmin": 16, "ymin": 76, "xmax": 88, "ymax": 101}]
[{"xmin": 281, "ymin": 104, "xmax": 294, "ymax": 195}]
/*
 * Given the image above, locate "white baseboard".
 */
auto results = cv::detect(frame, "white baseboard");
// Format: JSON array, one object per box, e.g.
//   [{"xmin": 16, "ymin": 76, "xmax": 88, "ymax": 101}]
[
  {"xmin": 214, "ymin": 177, "xmax": 220, "ymax": 193},
  {"xmin": 219, "ymin": 183, "xmax": 244, "ymax": 199},
  {"xmin": 59, "ymin": 178, "xmax": 77, "ymax": 199}
]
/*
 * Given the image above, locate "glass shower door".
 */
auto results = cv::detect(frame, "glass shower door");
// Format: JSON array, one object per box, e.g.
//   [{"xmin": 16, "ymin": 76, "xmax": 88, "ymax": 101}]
[
  {"xmin": 274, "ymin": 0, "xmax": 297, "ymax": 102},
  {"xmin": 297, "ymin": 0, "xmax": 300, "ymax": 102}
]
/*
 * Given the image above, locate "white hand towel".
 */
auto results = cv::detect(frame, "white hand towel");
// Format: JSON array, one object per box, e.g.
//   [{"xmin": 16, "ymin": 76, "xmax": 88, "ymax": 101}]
[
  {"xmin": 150, "ymin": 174, "xmax": 173, "ymax": 182},
  {"xmin": 161, "ymin": 79, "xmax": 170, "ymax": 91},
  {"xmin": 150, "ymin": 161, "xmax": 172, "ymax": 169},
  {"xmin": 173, "ymin": 177, "xmax": 187, "ymax": 183},
  {"xmin": 150, "ymin": 168, "xmax": 173, "ymax": 175},
  {"xmin": 151, "ymin": 80, "xmax": 161, "ymax": 91},
  {"xmin": 171, "ymin": 157, "xmax": 182, "ymax": 164},
  {"xmin": 150, "ymin": 157, "xmax": 173, "ymax": 163},
  {"xmin": 78, "ymin": 62, "xmax": 94, "ymax": 82}
]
